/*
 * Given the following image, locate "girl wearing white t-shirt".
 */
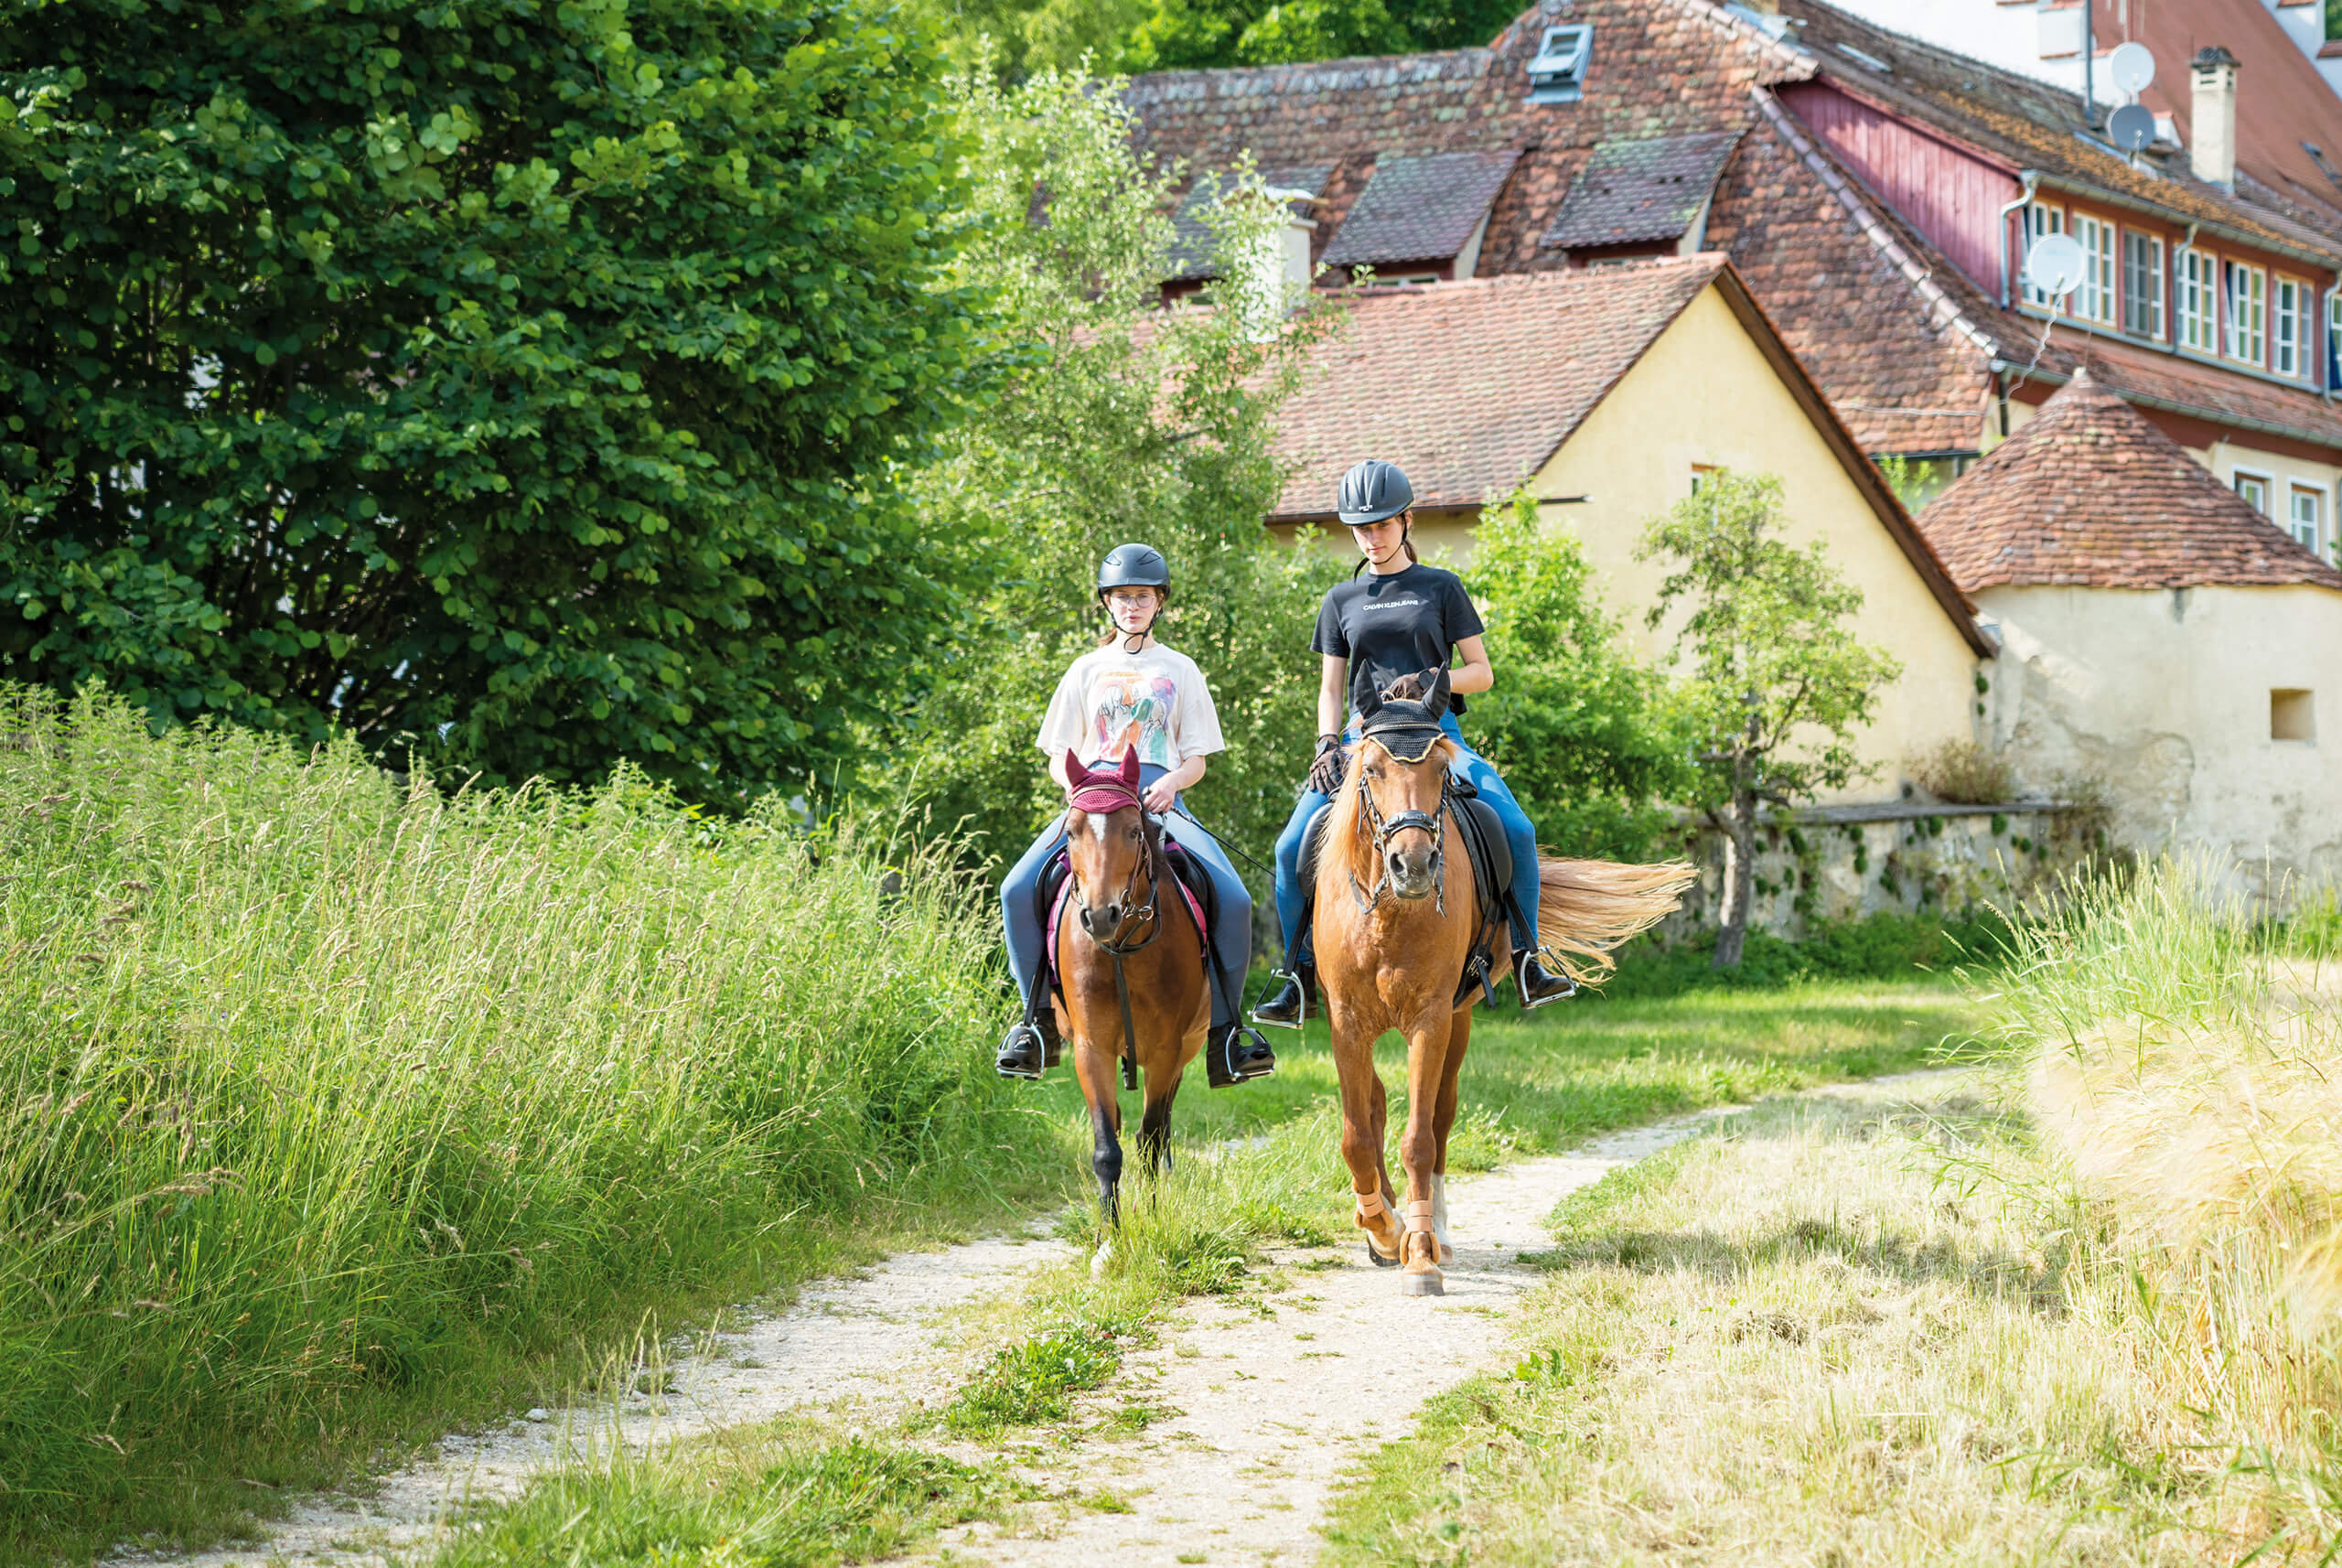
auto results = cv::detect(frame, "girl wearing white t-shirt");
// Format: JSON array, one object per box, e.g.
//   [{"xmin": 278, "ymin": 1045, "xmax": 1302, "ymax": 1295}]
[{"xmin": 995, "ymin": 544, "xmax": 1275, "ymax": 1089}]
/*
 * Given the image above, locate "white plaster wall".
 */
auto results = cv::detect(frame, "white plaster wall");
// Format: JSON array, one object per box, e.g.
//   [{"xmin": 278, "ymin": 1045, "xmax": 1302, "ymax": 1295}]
[{"xmin": 1978, "ymin": 581, "xmax": 2342, "ymax": 897}]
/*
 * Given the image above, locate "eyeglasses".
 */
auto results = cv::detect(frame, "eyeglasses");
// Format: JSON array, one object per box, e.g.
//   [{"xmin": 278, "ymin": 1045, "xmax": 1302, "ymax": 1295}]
[{"xmin": 1106, "ymin": 590, "xmax": 1160, "ymax": 609}]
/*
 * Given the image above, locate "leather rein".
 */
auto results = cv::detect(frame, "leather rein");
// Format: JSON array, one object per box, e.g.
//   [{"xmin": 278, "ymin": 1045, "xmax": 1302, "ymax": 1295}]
[
  {"xmin": 1065, "ymin": 791, "xmax": 1163, "ymax": 1091},
  {"xmin": 1349, "ymin": 737, "xmax": 1449, "ymax": 918}
]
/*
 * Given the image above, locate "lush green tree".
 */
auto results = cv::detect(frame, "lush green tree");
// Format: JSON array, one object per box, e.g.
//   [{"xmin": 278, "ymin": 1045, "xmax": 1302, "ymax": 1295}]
[
  {"xmin": 922, "ymin": 0, "xmax": 1520, "ymax": 80},
  {"xmin": 1638, "ymin": 471, "xmax": 1900, "ymax": 969},
  {"xmin": 895, "ymin": 68, "xmax": 1343, "ymax": 885},
  {"xmin": 0, "ymin": 0, "xmax": 982, "ymax": 806},
  {"xmin": 1459, "ymin": 490, "xmax": 1690, "ymax": 862}
]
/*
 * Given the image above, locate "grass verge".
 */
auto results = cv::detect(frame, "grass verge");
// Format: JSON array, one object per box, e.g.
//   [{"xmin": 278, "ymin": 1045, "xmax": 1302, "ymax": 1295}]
[
  {"xmin": 0, "ymin": 686, "xmax": 1078, "ymax": 1560},
  {"xmin": 1321, "ymin": 1077, "xmax": 2254, "ymax": 1565}
]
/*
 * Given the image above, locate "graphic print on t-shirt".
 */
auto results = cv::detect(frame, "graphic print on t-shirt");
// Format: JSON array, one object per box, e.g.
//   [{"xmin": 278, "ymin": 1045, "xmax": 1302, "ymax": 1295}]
[{"xmin": 1087, "ymin": 670, "xmax": 1181, "ymax": 768}]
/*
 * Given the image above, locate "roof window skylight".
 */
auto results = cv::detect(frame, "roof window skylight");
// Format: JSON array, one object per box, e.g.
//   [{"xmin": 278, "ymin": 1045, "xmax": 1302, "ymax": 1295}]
[{"xmin": 1528, "ymin": 25, "xmax": 1591, "ymax": 104}]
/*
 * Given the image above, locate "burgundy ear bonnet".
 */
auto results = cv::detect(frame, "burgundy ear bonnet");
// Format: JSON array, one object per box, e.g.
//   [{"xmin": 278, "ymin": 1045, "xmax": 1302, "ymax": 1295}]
[{"xmin": 1066, "ymin": 748, "xmax": 1144, "ymax": 814}]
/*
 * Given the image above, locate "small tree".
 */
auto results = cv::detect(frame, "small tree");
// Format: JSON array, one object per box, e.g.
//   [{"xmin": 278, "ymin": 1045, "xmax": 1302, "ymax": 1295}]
[
  {"xmin": 1461, "ymin": 490, "xmax": 1689, "ymax": 861},
  {"xmin": 1638, "ymin": 471, "xmax": 1900, "ymax": 968},
  {"xmin": 892, "ymin": 68, "xmax": 1343, "ymax": 876}
]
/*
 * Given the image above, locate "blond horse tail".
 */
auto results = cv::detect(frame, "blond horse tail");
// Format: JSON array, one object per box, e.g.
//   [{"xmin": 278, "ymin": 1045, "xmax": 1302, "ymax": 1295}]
[{"xmin": 1534, "ymin": 856, "xmax": 1697, "ymax": 985}]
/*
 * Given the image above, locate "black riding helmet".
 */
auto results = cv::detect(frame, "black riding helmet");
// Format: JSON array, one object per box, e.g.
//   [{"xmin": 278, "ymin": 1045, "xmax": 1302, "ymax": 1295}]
[
  {"xmin": 1098, "ymin": 542, "xmax": 1170, "ymax": 599},
  {"xmin": 1336, "ymin": 458, "xmax": 1413, "ymax": 526}
]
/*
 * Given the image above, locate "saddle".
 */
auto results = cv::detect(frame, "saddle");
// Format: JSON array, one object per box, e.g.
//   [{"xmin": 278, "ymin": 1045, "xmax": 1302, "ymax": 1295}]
[{"xmin": 1297, "ymin": 778, "xmax": 1516, "ymax": 1007}]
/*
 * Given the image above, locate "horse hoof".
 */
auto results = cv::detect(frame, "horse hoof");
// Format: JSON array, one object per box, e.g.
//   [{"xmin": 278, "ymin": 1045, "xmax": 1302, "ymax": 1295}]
[
  {"xmin": 1364, "ymin": 1239, "xmax": 1401, "ymax": 1269},
  {"xmin": 1090, "ymin": 1240, "xmax": 1114, "ymax": 1278},
  {"xmin": 1437, "ymin": 1241, "xmax": 1456, "ymax": 1266},
  {"xmin": 1401, "ymin": 1267, "xmax": 1445, "ymax": 1297}
]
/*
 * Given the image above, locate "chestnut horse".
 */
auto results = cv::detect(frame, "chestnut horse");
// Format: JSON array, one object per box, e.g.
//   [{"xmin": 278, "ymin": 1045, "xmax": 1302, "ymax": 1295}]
[
  {"xmin": 1054, "ymin": 750, "xmax": 1209, "ymax": 1259},
  {"xmin": 1316, "ymin": 673, "xmax": 1694, "ymax": 1296}
]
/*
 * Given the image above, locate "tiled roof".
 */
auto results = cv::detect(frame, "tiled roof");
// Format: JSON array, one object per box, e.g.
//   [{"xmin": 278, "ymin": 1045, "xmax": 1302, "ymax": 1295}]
[
  {"xmin": 1778, "ymin": 0, "xmax": 2342, "ymax": 261},
  {"xmin": 1917, "ymin": 366, "xmax": 2342, "ymax": 591},
  {"xmin": 1321, "ymin": 150, "xmax": 1520, "ymax": 267},
  {"xmin": 1264, "ymin": 259, "xmax": 1726, "ymax": 518},
  {"xmin": 1166, "ymin": 166, "xmax": 1331, "ymax": 281},
  {"xmin": 1542, "ymin": 132, "xmax": 1744, "ymax": 249},
  {"xmin": 1124, "ymin": 0, "xmax": 1815, "ymax": 278}
]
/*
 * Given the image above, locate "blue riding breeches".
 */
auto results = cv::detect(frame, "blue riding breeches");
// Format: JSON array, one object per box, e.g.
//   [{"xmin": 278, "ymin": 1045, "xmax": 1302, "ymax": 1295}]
[
  {"xmin": 1272, "ymin": 713, "xmax": 1540, "ymax": 964},
  {"xmin": 1001, "ymin": 762, "xmax": 1252, "ymax": 1030}
]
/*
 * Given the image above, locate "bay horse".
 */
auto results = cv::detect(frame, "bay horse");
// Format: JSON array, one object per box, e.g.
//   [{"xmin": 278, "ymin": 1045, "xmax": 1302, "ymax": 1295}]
[
  {"xmin": 1316, "ymin": 671, "xmax": 1694, "ymax": 1296},
  {"xmin": 1053, "ymin": 749, "xmax": 1209, "ymax": 1263}
]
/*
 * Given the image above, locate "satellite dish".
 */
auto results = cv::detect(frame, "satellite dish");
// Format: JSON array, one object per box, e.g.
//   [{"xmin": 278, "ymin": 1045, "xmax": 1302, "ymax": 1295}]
[
  {"xmin": 2109, "ymin": 102, "xmax": 2157, "ymax": 154},
  {"xmin": 2025, "ymin": 233, "xmax": 2088, "ymax": 297},
  {"xmin": 2108, "ymin": 40, "xmax": 2155, "ymax": 98}
]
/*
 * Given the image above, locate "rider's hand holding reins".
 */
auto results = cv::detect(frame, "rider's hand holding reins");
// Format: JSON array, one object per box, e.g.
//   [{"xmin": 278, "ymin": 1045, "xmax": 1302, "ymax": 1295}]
[{"xmin": 1308, "ymin": 734, "xmax": 1346, "ymax": 796}]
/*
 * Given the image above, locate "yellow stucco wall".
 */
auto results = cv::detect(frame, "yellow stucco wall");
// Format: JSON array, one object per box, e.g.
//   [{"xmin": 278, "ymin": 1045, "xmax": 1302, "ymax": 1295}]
[
  {"xmin": 1271, "ymin": 284, "xmax": 1984, "ymax": 801},
  {"xmin": 1533, "ymin": 285, "xmax": 1982, "ymax": 800}
]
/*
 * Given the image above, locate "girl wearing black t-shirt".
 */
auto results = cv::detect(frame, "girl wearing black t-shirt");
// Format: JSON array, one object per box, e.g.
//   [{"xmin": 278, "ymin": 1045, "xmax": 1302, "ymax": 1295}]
[{"xmin": 1253, "ymin": 460, "xmax": 1576, "ymax": 1026}]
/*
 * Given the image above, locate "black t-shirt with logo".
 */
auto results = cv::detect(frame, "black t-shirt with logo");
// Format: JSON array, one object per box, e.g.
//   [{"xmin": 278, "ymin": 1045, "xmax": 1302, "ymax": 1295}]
[{"xmin": 1310, "ymin": 563, "xmax": 1485, "ymax": 721}]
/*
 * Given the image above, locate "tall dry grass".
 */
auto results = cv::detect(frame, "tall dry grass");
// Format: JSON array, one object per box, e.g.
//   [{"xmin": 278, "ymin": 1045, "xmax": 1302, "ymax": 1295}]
[
  {"xmin": 1999, "ymin": 855, "xmax": 2342, "ymax": 1550},
  {"xmin": 0, "ymin": 685, "xmax": 1056, "ymax": 1548}
]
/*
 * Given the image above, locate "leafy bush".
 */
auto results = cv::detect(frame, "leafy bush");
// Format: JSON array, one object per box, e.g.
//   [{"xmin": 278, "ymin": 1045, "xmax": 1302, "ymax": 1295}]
[
  {"xmin": 1, "ymin": 0, "xmax": 979, "ymax": 807},
  {"xmin": 0, "ymin": 685, "xmax": 1050, "ymax": 1547},
  {"xmin": 1907, "ymin": 738, "xmax": 2016, "ymax": 804}
]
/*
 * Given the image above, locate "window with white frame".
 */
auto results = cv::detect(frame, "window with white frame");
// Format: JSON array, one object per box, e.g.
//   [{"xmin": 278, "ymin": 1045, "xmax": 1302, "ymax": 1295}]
[
  {"xmin": 2022, "ymin": 202, "xmax": 2067, "ymax": 308},
  {"xmin": 2292, "ymin": 486, "xmax": 2326, "ymax": 554},
  {"xmin": 2122, "ymin": 231, "xmax": 2165, "ymax": 338},
  {"xmin": 2073, "ymin": 214, "xmax": 2115, "ymax": 324},
  {"xmin": 2226, "ymin": 262, "xmax": 2267, "ymax": 366},
  {"xmin": 2235, "ymin": 471, "xmax": 2272, "ymax": 516},
  {"xmin": 2275, "ymin": 277, "xmax": 2310, "ymax": 380},
  {"xmin": 2178, "ymin": 249, "xmax": 2219, "ymax": 352}
]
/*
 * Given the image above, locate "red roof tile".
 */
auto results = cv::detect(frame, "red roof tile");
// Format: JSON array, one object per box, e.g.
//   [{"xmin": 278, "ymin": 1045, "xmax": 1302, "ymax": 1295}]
[{"xmin": 1916, "ymin": 365, "xmax": 2342, "ymax": 590}]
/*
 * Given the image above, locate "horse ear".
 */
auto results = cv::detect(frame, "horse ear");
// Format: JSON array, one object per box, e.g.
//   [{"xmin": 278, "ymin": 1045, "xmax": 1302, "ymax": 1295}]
[
  {"xmin": 1116, "ymin": 748, "xmax": 1141, "ymax": 789},
  {"xmin": 1063, "ymin": 750, "xmax": 1088, "ymax": 788},
  {"xmin": 1425, "ymin": 665, "xmax": 1451, "ymax": 719},
  {"xmin": 1358, "ymin": 678, "xmax": 1385, "ymax": 722}
]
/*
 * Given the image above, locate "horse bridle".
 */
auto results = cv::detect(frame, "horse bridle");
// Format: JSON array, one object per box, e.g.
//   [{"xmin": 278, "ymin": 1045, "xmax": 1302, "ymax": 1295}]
[
  {"xmin": 1350, "ymin": 739, "xmax": 1448, "ymax": 917},
  {"xmin": 1065, "ymin": 799, "xmax": 1163, "ymax": 1090}
]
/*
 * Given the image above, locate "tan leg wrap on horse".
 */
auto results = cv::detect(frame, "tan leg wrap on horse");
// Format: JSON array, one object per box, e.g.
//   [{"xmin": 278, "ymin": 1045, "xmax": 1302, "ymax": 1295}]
[
  {"xmin": 1405, "ymin": 1198, "xmax": 1437, "ymax": 1233},
  {"xmin": 1354, "ymin": 1190, "xmax": 1389, "ymax": 1222}
]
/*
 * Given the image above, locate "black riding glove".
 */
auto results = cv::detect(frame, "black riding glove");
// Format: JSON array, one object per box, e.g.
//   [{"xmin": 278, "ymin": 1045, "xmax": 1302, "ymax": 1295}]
[{"xmin": 1307, "ymin": 734, "xmax": 1345, "ymax": 796}]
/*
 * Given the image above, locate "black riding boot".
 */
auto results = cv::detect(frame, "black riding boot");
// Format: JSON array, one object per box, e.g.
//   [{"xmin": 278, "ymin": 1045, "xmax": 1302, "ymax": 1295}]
[
  {"xmin": 1252, "ymin": 962, "xmax": 1316, "ymax": 1029},
  {"xmin": 1206, "ymin": 1020, "xmax": 1276, "ymax": 1088},
  {"xmin": 1515, "ymin": 950, "xmax": 1577, "ymax": 1009},
  {"xmin": 995, "ymin": 1003, "xmax": 1060, "ymax": 1079}
]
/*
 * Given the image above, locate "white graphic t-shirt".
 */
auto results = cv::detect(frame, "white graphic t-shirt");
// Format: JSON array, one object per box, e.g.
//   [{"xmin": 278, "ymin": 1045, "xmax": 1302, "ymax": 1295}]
[{"xmin": 1037, "ymin": 643, "xmax": 1225, "ymax": 770}]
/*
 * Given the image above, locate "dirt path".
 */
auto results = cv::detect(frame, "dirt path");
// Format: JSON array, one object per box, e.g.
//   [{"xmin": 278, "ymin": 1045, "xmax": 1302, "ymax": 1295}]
[
  {"xmin": 110, "ymin": 1105, "xmax": 1762, "ymax": 1568},
  {"xmin": 913, "ymin": 1111, "xmax": 1736, "ymax": 1567}
]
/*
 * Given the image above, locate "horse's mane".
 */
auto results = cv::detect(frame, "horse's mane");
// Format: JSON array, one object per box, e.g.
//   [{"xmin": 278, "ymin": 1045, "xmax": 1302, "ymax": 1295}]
[{"xmin": 1318, "ymin": 736, "xmax": 1458, "ymax": 896}]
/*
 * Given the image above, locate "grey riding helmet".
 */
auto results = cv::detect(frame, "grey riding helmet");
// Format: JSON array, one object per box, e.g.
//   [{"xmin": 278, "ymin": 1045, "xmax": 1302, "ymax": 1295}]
[
  {"xmin": 1336, "ymin": 458, "xmax": 1413, "ymax": 526},
  {"xmin": 1099, "ymin": 542, "xmax": 1171, "ymax": 600}
]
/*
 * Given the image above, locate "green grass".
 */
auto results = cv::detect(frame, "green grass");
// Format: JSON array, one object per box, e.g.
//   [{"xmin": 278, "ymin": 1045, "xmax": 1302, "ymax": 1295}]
[
  {"xmin": 427, "ymin": 1425, "xmax": 1025, "ymax": 1568},
  {"xmin": 0, "ymin": 686, "xmax": 1079, "ymax": 1560},
  {"xmin": 1317, "ymin": 1080, "xmax": 2242, "ymax": 1566}
]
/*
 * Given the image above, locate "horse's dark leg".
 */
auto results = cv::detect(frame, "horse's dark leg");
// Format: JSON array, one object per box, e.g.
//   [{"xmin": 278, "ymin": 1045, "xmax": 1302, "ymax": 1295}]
[
  {"xmin": 1090, "ymin": 1096, "xmax": 1124, "ymax": 1230},
  {"xmin": 1136, "ymin": 1090, "xmax": 1176, "ymax": 1177}
]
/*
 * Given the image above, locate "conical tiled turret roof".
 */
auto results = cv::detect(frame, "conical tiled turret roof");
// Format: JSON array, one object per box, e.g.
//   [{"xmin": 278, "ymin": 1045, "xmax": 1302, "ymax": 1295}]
[{"xmin": 1918, "ymin": 367, "xmax": 2342, "ymax": 592}]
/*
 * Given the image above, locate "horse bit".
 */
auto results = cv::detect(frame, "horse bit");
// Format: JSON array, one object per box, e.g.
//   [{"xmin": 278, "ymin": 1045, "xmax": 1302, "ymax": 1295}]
[
  {"xmin": 1350, "ymin": 748, "xmax": 1448, "ymax": 918},
  {"xmin": 1067, "ymin": 805, "xmax": 1162, "ymax": 1090}
]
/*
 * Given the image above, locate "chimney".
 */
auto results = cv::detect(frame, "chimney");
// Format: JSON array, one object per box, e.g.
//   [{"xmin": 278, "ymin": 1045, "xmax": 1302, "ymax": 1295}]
[{"xmin": 2190, "ymin": 46, "xmax": 2239, "ymax": 189}]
